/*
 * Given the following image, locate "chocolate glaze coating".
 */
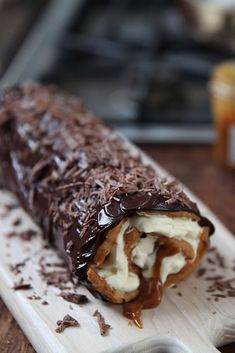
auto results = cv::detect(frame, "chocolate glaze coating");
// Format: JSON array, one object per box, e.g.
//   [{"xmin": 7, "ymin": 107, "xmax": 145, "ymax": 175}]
[{"xmin": 0, "ymin": 83, "xmax": 214, "ymax": 288}]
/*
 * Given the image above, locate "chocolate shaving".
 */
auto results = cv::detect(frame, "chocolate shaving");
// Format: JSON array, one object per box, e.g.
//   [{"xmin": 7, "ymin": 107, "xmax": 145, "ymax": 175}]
[
  {"xmin": 7, "ymin": 229, "xmax": 38, "ymax": 241},
  {"xmin": 12, "ymin": 218, "xmax": 22, "ymax": 226},
  {"xmin": 44, "ymin": 262, "xmax": 66, "ymax": 268},
  {"xmin": 212, "ymin": 294, "xmax": 226, "ymax": 298},
  {"xmin": 208, "ymin": 246, "xmax": 216, "ymax": 253},
  {"xmin": 27, "ymin": 295, "xmax": 41, "ymax": 300},
  {"xmin": 4, "ymin": 203, "xmax": 19, "ymax": 212},
  {"xmin": 38, "ymin": 256, "xmax": 75, "ymax": 290},
  {"xmin": 215, "ymin": 252, "xmax": 226, "ymax": 269},
  {"xmin": 66, "ymin": 240, "xmax": 74, "ymax": 254},
  {"xmin": 39, "ymin": 269, "xmax": 73, "ymax": 289},
  {"xmin": 9, "ymin": 258, "xmax": 29, "ymax": 275},
  {"xmin": 205, "ymin": 276, "xmax": 223, "ymax": 281},
  {"xmin": 207, "ymin": 258, "xmax": 215, "ymax": 265},
  {"xmin": 55, "ymin": 314, "xmax": 79, "ymax": 333},
  {"xmin": 206, "ymin": 275, "xmax": 235, "ymax": 299},
  {"xmin": 93, "ymin": 310, "xmax": 111, "ymax": 336},
  {"xmin": 60, "ymin": 292, "xmax": 89, "ymax": 305},
  {"xmin": 202, "ymin": 246, "xmax": 235, "ymax": 301},
  {"xmin": 196, "ymin": 268, "xmax": 206, "ymax": 278},
  {"xmin": 12, "ymin": 278, "xmax": 32, "ymax": 290},
  {"xmin": 41, "ymin": 300, "xmax": 48, "ymax": 305}
]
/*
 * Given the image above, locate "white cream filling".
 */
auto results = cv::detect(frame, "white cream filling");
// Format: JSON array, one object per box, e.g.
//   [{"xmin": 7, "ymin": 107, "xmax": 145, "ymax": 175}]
[
  {"xmin": 131, "ymin": 214, "xmax": 202, "ymax": 256},
  {"xmin": 97, "ymin": 221, "xmax": 140, "ymax": 292},
  {"xmin": 131, "ymin": 235, "xmax": 156, "ymax": 279},
  {"xmin": 160, "ymin": 252, "xmax": 186, "ymax": 283},
  {"xmin": 97, "ymin": 214, "xmax": 203, "ymax": 292},
  {"xmin": 131, "ymin": 235, "xmax": 187, "ymax": 282}
]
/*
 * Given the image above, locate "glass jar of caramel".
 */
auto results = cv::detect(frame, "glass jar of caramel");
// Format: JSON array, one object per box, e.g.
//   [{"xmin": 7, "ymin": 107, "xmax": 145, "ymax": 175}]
[{"xmin": 210, "ymin": 61, "xmax": 235, "ymax": 168}]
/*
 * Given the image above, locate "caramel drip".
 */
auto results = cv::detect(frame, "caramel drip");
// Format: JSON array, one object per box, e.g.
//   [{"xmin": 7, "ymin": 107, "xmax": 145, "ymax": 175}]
[{"xmin": 123, "ymin": 240, "xmax": 179, "ymax": 328}]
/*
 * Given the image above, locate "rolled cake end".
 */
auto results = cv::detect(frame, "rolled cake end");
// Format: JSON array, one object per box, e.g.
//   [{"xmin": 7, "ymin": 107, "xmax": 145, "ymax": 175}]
[{"xmin": 87, "ymin": 210, "xmax": 210, "ymax": 323}]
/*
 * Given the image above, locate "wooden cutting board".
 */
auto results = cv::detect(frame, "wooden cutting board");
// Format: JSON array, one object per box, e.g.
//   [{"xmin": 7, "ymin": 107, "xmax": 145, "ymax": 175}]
[{"xmin": 0, "ymin": 138, "xmax": 234, "ymax": 353}]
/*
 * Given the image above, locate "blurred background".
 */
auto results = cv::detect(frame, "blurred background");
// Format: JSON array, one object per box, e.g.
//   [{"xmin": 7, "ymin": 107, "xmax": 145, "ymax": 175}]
[
  {"xmin": 1, "ymin": 0, "xmax": 235, "ymax": 143},
  {"xmin": 0, "ymin": 1, "xmax": 235, "ymax": 352}
]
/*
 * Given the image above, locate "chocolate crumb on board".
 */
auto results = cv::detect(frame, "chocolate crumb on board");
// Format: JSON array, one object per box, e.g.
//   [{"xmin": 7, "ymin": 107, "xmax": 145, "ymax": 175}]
[
  {"xmin": 9, "ymin": 257, "xmax": 30, "ymax": 275},
  {"xmin": 206, "ymin": 247, "xmax": 226, "ymax": 268},
  {"xmin": 93, "ymin": 310, "xmax": 111, "ymax": 336},
  {"xmin": 212, "ymin": 294, "xmax": 226, "ymax": 298},
  {"xmin": 41, "ymin": 300, "xmax": 48, "ymax": 305},
  {"xmin": 207, "ymin": 258, "xmax": 216, "ymax": 265},
  {"xmin": 4, "ymin": 203, "xmax": 19, "ymax": 212},
  {"xmin": 12, "ymin": 217, "xmax": 22, "ymax": 226},
  {"xmin": 39, "ymin": 268, "xmax": 74, "ymax": 290},
  {"xmin": 38, "ymin": 256, "xmax": 76, "ymax": 290},
  {"xmin": 55, "ymin": 314, "xmax": 79, "ymax": 333},
  {"xmin": 177, "ymin": 292, "xmax": 182, "ymax": 296},
  {"xmin": 7, "ymin": 229, "xmax": 38, "ymax": 241},
  {"xmin": 205, "ymin": 275, "xmax": 223, "ymax": 281},
  {"xmin": 208, "ymin": 246, "xmax": 217, "ymax": 253},
  {"xmin": 27, "ymin": 295, "xmax": 41, "ymax": 300},
  {"xmin": 60, "ymin": 292, "xmax": 89, "ymax": 305},
  {"xmin": 12, "ymin": 278, "xmax": 32, "ymax": 290},
  {"xmin": 199, "ymin": 246, "xmax": 235, "ymax": 301},
  {"xmin": 196, "ymin": 268, "xmax": 206, "ymax": 277}
]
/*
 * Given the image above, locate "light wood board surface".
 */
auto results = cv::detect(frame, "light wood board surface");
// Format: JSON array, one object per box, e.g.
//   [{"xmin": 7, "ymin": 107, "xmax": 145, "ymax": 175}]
[{"xmin": 0, "ymin": 138, "xmax": 234, "ymax": 353}]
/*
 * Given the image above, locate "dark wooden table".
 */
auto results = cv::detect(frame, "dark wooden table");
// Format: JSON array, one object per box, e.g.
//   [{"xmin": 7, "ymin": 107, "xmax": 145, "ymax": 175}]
[{"xmin": 0, "ymin": 144, "xmax": 235, "ymax": 353}]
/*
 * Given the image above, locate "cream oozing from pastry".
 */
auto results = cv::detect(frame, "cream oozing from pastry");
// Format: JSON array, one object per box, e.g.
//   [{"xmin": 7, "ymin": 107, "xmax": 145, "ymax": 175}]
[
  {"xmin": 131, "ymin": 213, "xmax": 202, "ymax": 256},
  {"xmin": 97, "ymin": 214, "xmax": 203, "ymax": 292},
  {"xmin": 97, "ymin": 221, "xmax": 140, "ymax": 292}
]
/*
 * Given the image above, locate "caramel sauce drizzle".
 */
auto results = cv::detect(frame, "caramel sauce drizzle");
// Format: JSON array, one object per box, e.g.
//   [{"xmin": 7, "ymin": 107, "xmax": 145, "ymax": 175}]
[{"xmin": 123, "ymin": 239, "xmax": 179, "ymax": 328}]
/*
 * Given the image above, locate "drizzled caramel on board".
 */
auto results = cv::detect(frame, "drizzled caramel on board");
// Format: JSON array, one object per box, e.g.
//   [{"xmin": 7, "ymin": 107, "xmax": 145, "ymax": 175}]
[{"xmin": 123, "ymin": 240, "xmax": 180, "ymax": 328}]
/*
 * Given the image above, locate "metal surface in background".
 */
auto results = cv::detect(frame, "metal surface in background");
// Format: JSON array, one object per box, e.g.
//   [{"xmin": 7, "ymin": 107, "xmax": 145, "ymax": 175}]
[
  {"xmin": 1, "ymin": 0, "xmax": 233, "ymax": 143},
  {"xmin": 0, "ymin": 0, "xmax": 84, "ymax": 87}
]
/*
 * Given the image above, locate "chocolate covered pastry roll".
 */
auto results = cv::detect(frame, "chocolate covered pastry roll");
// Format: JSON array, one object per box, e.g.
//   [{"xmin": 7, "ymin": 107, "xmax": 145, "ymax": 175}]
[{"xmin": 0, "ymin": 83, "xmax": 214, "ymax": 326}]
